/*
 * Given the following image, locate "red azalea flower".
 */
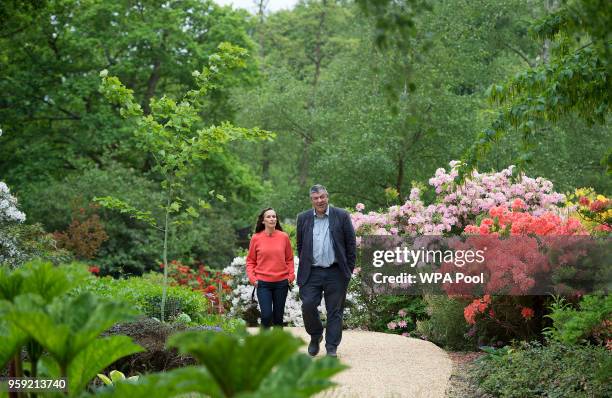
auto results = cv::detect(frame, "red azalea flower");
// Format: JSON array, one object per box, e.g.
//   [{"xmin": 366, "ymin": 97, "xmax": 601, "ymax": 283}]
[
  {"xmin": 511, "ymin": 198, "xmax": 526, "ymax": 211},
  {"xmin": 589, "ymin": 200, "xmax": 607, "ymax": 213},
  {"xmin": 521, "ymin": 307, "xmax": 535, "ymax": 320}
]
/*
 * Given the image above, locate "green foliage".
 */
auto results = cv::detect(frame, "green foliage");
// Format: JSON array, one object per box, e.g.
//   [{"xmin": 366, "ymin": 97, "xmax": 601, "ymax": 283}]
[
  {"xmin": 466, "ymin": 0, "xmax": 611, "ymax": 174},
  {"xmin": 355, "ymin": 0, "xmax": 428, "ymax": 50},
  {"xmin": 93, "ymin": 196, "xmax": 158, "ymax": 228},
  {"xmin": 80, "ymin": 271, "xmax": 210, "ymax": 321},
  {"xmin": 0, "ymin": 0, "xmax": 265, "ymax": 277},
  {"xmin": 89, "ymin": 329, "xmax": 347, "ymax": 398},
  {"xmin": 0, "ymin": 0, "xmax": 258, "ymax": 187},
  {"xmin": 473, "ymin": 340, "xmax": 612, "ymax": 398},
  {"xmin": 0, "ymin": 260, "xmax": 143, "ymax": 397},
  {"xmin": 20, "ymin": 161, "xmax": 242, "ymax": 273},
  {"xmin": 193, "ymin": 313, "xmax": 246, "ymax": 333},
  {"xmin": 97, "ymin": 42, "xmax": 271, "ymax": 322},
  {"xmin": 0, "ymin": 221, "xmax": 72, "ymax": 269},
  {"xmin": 97, "ymin": 370, "xmax": 139, "ymax": 386},
  {"xmin": 415, "ymin": 295, "xmax": 474, "ymax": 350},
  {"xmin": 369, "ymin": 295, "xmax": 426, "ymax": 332},
  {"xmin": 544, "ymin": 294, "xmax": 612, "ymax": 345}
]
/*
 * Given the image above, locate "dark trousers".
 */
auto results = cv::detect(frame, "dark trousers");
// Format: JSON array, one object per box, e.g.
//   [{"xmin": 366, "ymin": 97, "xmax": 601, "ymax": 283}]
[
  {"xmin": 299, "ymin": 265, "xmax": 349, "ymax": 350},
  {"xmin": 256, "ymin": 280, "xmax": 289, "ymax": 328}
]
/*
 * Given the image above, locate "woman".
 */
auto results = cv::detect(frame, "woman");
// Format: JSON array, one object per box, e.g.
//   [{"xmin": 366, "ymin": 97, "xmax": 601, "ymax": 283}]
[{"xmin": 246, "ymin": 207, "xmax": 295, "ymax": 328}]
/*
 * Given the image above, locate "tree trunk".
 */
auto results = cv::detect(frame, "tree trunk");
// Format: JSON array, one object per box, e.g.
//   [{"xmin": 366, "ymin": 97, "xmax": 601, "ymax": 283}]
[
  {"xmin": 142, "ymin": 59, "xmax": 161, "ymax": 115},
  {"xmin": 299, "ymin": 0, "xmax": 327, "ymax": 186},
  {"xmin": 396, "ymin": 152, "xmax": 405, "ymax": 199},
  {"xmin": 256, "ymin": 0, "xmax": 271, "ymax": 182}
]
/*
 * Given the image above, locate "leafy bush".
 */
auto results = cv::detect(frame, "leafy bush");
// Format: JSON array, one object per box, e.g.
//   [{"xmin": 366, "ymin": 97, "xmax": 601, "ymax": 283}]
[
  {"xmin": 20, "ymin": 161, "xmax": 241, "ymax": 275},
  {"xmin": 80, "ymin": 271, "xmax": 209, "ymax": 321},
  {"xmin": 0, "ymin": 260, "xmax": 143, "ymax": 397},
  {"xmin": 1, "ymin": 181, "xmax": 72, "ymax": 268},
  {"xmin": 473, "ymin": 341, "xmax": 612, "ymax": 397},
  {"xmin": 53, "ymin": 204, "xmax": 109, "ymax": 260},
  {"xmin": 372, "ymin": 296, "xmax": 426, "ymax": 333},
  {"xmin": 416, "ymin": 294, "xmax": 474, "ymax": 350},
  {"xmin": 194, "ymin": 314, "xmax": 245, "ymax": 333},
  {"xmin": 544, "ymin": 294, "xmax": 612, "ymax": 346}
]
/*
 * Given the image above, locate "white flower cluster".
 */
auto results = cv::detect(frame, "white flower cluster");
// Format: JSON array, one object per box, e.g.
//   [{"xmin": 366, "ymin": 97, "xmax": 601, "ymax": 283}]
[
  {"xmin": 0, "ymin": 182, "xmax": 26, "ymax": 224},
  {"xmin": 223, "ymin": 256, "xmax": 328, "ymax": 327},
  {"xmin": 0, "ymin": 181, "xmax": 27, "ymax": 267}
]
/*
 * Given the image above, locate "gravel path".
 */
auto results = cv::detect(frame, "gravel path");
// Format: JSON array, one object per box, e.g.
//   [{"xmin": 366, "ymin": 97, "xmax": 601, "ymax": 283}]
[{"xmin": 250, "ymin": 327, "xmax": 453, "ymax": 398}]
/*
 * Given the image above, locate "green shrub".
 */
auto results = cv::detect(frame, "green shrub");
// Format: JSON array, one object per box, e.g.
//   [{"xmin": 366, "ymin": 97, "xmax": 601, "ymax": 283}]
[
  {"xmin": 473, "ymin": 341, "xmax": 612, "ymax": 397},
  {"xmin": 369, "ymin": 295, "xmax": 427, "ymax": 332},
  {"xmin": 193, "ymin": 314, "xmax": 245, "ymax": 333},
  {"xmin": 343, "ymin": 273, "xmax": 427, "ymax": 331},
  {"xmin": 544, "ymin": 294, "xmax": 612, "ymax": 346},
  {"xmin": 79, "ymin": 270, "xmax": 209, "ymax": 321},
  {"xmin": 20, "ymin": 161, "xmax": 243, "ymax": 275},
  {"xmin": 416, "ymin": 294, "xmax": 474, "ymax": 350}
]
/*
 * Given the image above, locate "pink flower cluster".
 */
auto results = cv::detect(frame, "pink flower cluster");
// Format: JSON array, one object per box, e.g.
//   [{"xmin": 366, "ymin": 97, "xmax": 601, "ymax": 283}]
[
  {"xmin": 351, "ymin": 161, "xmax": 566, "ymax": 238},
  {"xmin": 386, "ymin": 308, "xmax": 413, "ymax": 337}
]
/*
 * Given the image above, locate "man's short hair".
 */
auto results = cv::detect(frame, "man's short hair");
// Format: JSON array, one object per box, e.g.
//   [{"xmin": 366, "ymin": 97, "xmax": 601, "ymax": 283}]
[{"xmin": 310, "ymin": 184, "xmax": 328, "ymax": 195}]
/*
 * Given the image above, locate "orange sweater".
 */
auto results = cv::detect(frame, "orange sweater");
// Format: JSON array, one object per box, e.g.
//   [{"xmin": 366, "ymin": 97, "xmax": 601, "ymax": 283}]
[{"xmin": 246, "ymin": 230, "xmax": 295, "ymax": 284}]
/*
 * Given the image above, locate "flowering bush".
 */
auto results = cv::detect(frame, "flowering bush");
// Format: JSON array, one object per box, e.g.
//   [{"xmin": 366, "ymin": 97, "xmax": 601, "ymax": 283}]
[
  {"xmin": 0, "ymin": 181, "xmax": 27, "ymax": 267},
  {"xmin": 454, "ymin": 204, "xmax": 596, "ymax": 344},
  {"xmin": 351, "ymin": 161, "xmax": 566, "ymax": 237},
  {"xmin": 162, "ymin": 260, "xmax": 232, "ymax": 313},
  {"xmin": 386, "ymin": 308, "xmax": 416, "ymax": 337},
  {"xmin": 223, "ymin": 257, "xmax": 365, "ymax": 327},
  {"xmin": 0, "ymin": 181, "xmax": 26, "ymax": 224},
  {"xmin": 463, "ymin": 203, "xmax": 587, "ymax": 236},
  {"xmin": 565, "ymin": 188, "xmax": 611, "ymax": 235},
  {"xmin": 223, "ymin": 256, "xmax": 308, "ymax": 326}
]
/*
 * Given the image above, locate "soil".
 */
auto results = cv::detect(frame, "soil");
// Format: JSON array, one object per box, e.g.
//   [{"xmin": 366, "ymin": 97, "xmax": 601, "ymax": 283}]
[{"xmin": 444, "ymin": 352, "xmax": 489, "ymax": 398}]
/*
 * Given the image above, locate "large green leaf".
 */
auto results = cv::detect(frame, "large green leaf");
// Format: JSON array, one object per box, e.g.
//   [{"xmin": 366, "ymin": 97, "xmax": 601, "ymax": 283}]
[
  {"xmin": 0, "ymin": 303, "xmax": 28, "ymax": 368},
  {"xmin": 9, "ymin": 292, "xmax": 136, "ymax": 368},
  {"xmin": 20, "ymin": 261, "xmax": 78, "ymax": 301},
  {"xmin": 251, "ymin": 354, "xmax": 348, "ymax": 398},
  {"xmin": 9, "ymin": 294, "xmax": 72, "ymax": 363},
  {"xmin": 88, "ymin": 366, "xmax": 223, "ymax": 398},
  {"xmin": 0, "ymin": 267, "xmax": 24, "ymax": 301},
  {"xmin": 167, "ymin": 329, "xmax": 303, "ymax": 395},
  {"xmin": 68, "ymin": 335, "xmax": 144, "ymax": 396}
]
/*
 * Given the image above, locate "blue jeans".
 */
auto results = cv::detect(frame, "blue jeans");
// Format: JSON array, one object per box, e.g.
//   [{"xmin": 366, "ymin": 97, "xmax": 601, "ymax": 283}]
[{"xmin": 256, "ymin": 280, "xmax": 289, "ymax": 328}]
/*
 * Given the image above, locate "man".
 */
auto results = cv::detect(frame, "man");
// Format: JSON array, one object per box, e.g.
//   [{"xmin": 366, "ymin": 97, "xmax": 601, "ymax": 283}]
[{"xmin": 296, "ymin": 184, "xmax": 356, "ymax": 357}]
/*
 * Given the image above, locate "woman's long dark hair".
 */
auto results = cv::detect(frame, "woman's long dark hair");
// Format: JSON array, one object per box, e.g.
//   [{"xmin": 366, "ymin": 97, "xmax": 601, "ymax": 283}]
[{"xmin": 255, "ymin": 207, "xmax": 284, "ymax": 233}]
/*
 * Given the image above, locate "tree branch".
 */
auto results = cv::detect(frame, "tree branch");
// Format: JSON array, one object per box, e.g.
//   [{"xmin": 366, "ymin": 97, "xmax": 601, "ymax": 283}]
[{"xmin": 502, "ymin": 42, "xmax": 534, "ymax": 68}]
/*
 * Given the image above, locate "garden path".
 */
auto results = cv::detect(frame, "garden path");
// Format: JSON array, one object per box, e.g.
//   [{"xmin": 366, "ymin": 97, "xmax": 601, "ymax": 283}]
[{"xmin": 251, "ymin": 327, "xmax": 453, "ymax": 398}]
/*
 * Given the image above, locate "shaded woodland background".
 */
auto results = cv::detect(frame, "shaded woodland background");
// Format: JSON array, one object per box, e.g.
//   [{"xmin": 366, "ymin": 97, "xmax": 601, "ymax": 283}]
[{"xmin": 1, "ymin": 0, "xmax": 609, "ymax": 274}]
